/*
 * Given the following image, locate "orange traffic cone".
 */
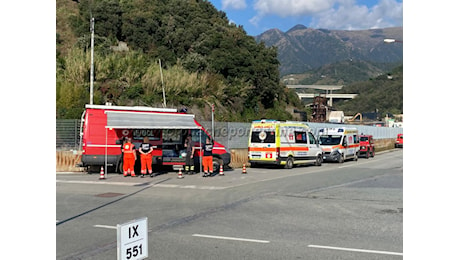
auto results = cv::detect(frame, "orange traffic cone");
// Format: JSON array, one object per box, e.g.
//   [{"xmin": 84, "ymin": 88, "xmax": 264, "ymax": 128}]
[
  {"xmin": 242, "ymin": 164, "xmax": 247, "ymax": 174},
  {"xmin": 219, "ymin": 164, "xmax": 224, "ymax": 176},
  {"xmin": 99, "ymin": 166, "xmax": 106, "ymax": 180},
  {"xmin": 177, "ymin": 168, "xmax": 184, "ymax": 179}
]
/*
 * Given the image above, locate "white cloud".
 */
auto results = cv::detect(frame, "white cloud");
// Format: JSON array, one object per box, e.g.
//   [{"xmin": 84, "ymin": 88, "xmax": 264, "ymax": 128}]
[
  {"xmin": 310, "ymin": 0, "xmax": 403, "ymax": 30},
  {"xmin": 250, "ymin": 0, "xmax": 335, "ymax": 27},
  {"xmin": 253, "ymin": 0, "xmax": 336, "ymax": 17},
  {"xmin": 250, "ymin": 0, "xmax": 403, "ymax": 30},
  {"xmin": 222, "ymin": 0, "xmax": 247, "ymax": 10}
]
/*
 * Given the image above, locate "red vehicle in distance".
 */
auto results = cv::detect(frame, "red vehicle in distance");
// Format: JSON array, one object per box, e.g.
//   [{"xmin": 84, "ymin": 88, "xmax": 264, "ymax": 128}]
[
  {"xmin": 359, "ymin": 135, "xmax": 375, "ymax": 158},
  {"xmin": 395, "ymin": 134, "xmax": 403, "ymax": 148}
]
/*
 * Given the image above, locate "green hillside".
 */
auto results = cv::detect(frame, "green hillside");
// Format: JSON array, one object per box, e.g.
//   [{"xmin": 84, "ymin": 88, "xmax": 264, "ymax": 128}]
[
  {"xmin": 56, "ymin": 0, "xmax": 302, "ymax": 121},
  {"xmin": 333, "ymin": 65, "xmax": 403, "ymax": 116},
  {"xmin": 282, "ymin": 60, "xmax": 401, "ymax": 86}
]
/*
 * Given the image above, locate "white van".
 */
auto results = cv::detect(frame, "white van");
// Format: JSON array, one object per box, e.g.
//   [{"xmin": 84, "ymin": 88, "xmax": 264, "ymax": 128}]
[
  {"xmin": 318, "ymin": 127, "xmax": 359, "ymax": 163},
  {"xmin": 248, "ymin": 120, "xmax": 323, "ymax": 168}
]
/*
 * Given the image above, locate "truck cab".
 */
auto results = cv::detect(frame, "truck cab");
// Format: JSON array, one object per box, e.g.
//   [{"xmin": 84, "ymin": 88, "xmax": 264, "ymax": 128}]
[
  {"xmin": 359, "ymin": 135, "xmax": 375, "ymax": 158},
  {"xmin": 395, "ymin": 133, "xmax": 403, "ymax": 148}
]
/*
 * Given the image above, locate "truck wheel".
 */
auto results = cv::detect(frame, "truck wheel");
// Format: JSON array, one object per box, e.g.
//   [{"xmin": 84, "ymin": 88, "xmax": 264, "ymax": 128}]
[
  {"xmin": 314, "ymin": 154, "xmax": 322, "ymax": 166},
  {"xmin": 366, "ymin": 150, "xmax": 370, "ymax": 159},
  {"xmin": 212, "ymin": 159, "xmax": 221, "ymax": 174},
  {"xmin": 285, "ymin": 157, "xmax": 294, "ymax": 169},
  {"xmin": 118, "ymin": 161, "xmax": 123, "ymax": 174},
  {"xmin": 371, "ymin": 148, "xmax": 375, "ymax": 157}
]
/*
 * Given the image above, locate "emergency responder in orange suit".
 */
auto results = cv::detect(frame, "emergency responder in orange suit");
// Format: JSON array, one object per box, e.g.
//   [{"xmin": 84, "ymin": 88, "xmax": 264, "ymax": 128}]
[
  {"xmin": 202, "ymin": 137, "xmax": 214, "ymax": 177},
  {"xmin": 122, "ymin": 138, "xmax": 137, "ymax": 177},
  {"xmin": 139, "ymin": 136, "xmax": 154, "ymax": 178}
]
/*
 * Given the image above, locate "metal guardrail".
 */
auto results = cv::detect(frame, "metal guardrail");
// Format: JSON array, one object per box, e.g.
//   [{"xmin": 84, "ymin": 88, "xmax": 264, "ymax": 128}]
[
  {"xmin": 200, "ymin": 121, "xmax": 403, "ymax": 149},
  {"xmin": 56, "ymin": 119, "xmax": 81, "ymax": 150},
  {"xmin": 56, "ymin": 120, "xmax": 403, "ymax": 150}
]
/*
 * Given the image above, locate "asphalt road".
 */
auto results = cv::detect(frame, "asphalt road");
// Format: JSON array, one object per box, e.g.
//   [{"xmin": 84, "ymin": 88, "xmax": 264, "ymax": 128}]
[{"xmin": 56, "ymin": 149, "xmax": 403, "ymax": 259}]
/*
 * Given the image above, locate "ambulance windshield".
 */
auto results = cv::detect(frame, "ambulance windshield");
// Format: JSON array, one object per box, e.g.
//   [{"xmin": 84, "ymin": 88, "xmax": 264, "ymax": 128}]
[
  {"xmin": 251, "ymin": 130, "xmax": 276, "ymax": 143},
  {"xmin": 319, "ymin": 135, "xmax": 342, "ymax": 145}
]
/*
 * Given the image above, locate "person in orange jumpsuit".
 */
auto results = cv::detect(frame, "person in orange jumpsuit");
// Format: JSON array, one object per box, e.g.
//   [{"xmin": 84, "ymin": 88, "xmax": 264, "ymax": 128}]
[
  {"xmin": 201, "ymin": 137, "xmax": 214, "ymax": 177},
  {"xmin": 122, "ymin": 138, "xmax": 137, "ymax": 177},
  {"xmin": 139, "ymin": 136, "xmax": 154, "ymax": 178}
]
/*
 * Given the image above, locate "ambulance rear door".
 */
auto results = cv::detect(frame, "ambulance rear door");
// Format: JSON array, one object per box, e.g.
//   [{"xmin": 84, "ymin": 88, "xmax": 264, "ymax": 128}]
[
  {"xmin": 343, "ymin": 131, "xmax": 359, "ymax": 160},
  {"xmin": 307, "ymin": 131, "xmax": 322, "ymax": 160},
  {"xmin": 248, "ymin": 123, "xmax": 278, "ymax": 163},
  {"xmin": 343, "ymin": 134, "xmax": 355, "ymax": 158}
]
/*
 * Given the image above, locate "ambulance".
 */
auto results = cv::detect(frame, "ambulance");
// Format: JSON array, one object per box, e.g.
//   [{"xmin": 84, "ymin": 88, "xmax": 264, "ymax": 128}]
[
  {"xmin": 248, "ymin": 120, "xmax": 323, "ymax": 169},
  {"xmin": 318, "ymin": 127, "xmax": 360, "ymax": 163},
  {"xmin": 77, "ymin": 104, "xmax": 230, "ymax": 174}
]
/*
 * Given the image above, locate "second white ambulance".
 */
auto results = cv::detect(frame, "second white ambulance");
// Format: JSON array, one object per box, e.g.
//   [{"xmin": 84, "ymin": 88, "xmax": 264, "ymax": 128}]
[
  {"xmin": 318, "ymin": 127, "xmax": 360, "ymax": 163},
  {"xmin": 248, "ymin": 120, "xmax": 323, "ymax": 169}
]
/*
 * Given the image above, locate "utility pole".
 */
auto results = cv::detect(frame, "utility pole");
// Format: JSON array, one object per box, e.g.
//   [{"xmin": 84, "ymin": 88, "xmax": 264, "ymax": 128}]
[
  {"xmin": 211, "ymin": 104, "xmax": 215, "ymax": 139},
  {"xmin": 89, "ymin": 17, "xmax": 95, "ymax": 105},
  {"xmin": 159, "ymin": 59, "xmax": 166, "ymax": 107}
]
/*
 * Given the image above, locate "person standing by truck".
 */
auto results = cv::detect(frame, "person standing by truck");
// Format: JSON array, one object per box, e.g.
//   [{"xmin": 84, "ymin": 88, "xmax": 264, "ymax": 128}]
[
  {"xmin": 122, "ymin": 138, "xmax": 137, "ymax": 177},
  {"xmin": 139, "ymin": 136, "xmax": 154, "ymax": 178},
  {"xmin": 202, "ymin": 137, "xmax": 214, "ymax": 177},
  {"xmin": 184, "ymin": 135, "xmax": 196, "ymax": 174}
]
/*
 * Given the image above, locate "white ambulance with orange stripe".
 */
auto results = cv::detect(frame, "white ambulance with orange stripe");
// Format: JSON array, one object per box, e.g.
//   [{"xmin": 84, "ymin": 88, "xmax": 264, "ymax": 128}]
[
  {"xmin": 318, "ymin": 127, "xmax": 359, "ymax": 163},
  {"xmin": 248, "ymin": 120, "xmax": 323, "ymax": 169}
]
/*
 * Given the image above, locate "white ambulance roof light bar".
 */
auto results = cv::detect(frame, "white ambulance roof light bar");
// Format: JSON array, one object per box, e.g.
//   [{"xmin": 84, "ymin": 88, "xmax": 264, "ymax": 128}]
[{"xmin": 254, "ymin": 119, "xmax": 279, "ymax": 124}]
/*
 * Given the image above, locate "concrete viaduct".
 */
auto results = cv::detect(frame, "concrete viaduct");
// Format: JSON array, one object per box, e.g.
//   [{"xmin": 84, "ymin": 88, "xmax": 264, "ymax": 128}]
[{"xmin": 286, "ymin": 85, "xmax": 358, "ymax": 106}]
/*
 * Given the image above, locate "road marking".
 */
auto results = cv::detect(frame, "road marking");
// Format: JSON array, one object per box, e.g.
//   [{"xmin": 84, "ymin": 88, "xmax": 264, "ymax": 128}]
[
  {"xmin": 192, "ymin": 234, "xmax": 270, "ymax": 244},
  {"xmin": 153, "ymin": 184, "xmax": 225, "ymax": 190},
  {"xmin": 308, "ymin": 244, "xmax": 403, "ymax": 256},
  {"xmin": 56, "ymin": 180, "xmax": 225, "ymax": 190},
  {"xmin": 93, "ymin": 224, "xmax": 117, "ymax": 230},
  {"xmin": 56, "ymin": 180, "xmax": 142, "ymax": 186}
]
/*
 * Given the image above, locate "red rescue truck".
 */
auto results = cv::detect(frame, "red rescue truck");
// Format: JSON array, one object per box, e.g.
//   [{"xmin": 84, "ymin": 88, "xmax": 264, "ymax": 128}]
[{"xmin": 77, "ymin": 104, "xmax": 230, "ymax": 174}]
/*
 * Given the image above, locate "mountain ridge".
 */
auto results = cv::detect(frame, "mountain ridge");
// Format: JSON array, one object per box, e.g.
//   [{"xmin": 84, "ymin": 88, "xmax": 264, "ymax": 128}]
[{"xmin": 254, "ymin": 25, "xmax": 403, "ymax": 76}]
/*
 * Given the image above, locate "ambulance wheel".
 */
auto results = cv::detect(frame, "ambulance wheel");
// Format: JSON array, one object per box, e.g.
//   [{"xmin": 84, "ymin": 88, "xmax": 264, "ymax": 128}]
[
  {"xmin": 338, "ymin": 154, "xmax": 344, "ymax": 163},
  {"xmin": 285, "ymin": 157, "xmax": 294, "ymax": 169},
  {"xmin": 354, "ymin": 152, "xmax": 359, "ymax": 161},
  {"xmin": 314, "ymin": 154, "xmax": 322, "ymax": 166}
]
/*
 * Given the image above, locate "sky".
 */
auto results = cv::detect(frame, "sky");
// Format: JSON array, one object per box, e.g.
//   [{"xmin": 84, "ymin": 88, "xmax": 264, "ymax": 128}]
[{"xmin": 208, "ymin": 0, "xmax": 403, "ymax": 36}]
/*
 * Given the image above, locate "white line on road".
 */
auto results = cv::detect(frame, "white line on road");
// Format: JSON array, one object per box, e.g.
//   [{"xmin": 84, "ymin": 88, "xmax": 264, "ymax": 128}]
[
  {"xmin": 56, "ymin": 180, "xmax": 142, "ymax": 186},
  {"xmin": 93, "ymin": 224, "xmax": 117, "ymax": 230},
  {"xmin": 193, "ymin": 234, "xmax": 270, "ymax": 244},
  {"xmin": 154, "ymin": 184, "xmax": 225, "ymax": 190},
  {"xmin": 56, "ymin": 180, "xmax": 225, "ymax": 190},
  {"xmin": 308, "ymin": 244, "xmax": 403, "ymax": 256}
]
